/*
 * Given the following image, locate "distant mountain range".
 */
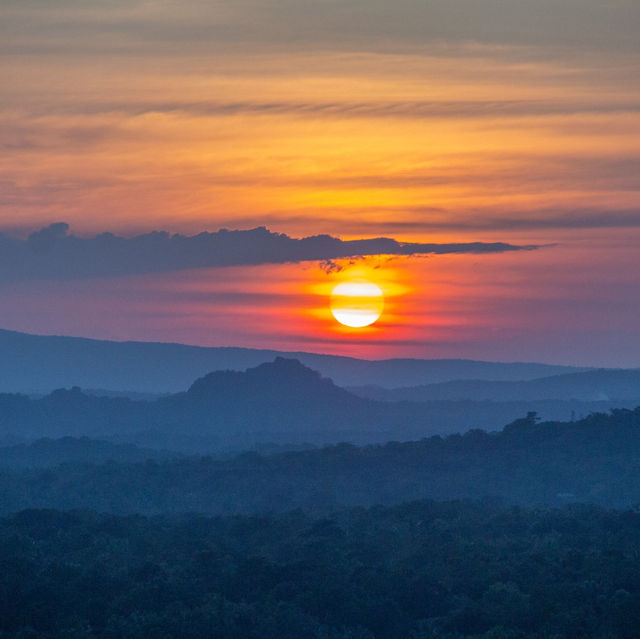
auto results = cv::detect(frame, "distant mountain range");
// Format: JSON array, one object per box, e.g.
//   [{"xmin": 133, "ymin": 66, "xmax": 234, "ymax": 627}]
[
  {"xmin": 1, "ymin": 357, "xmax": 638, "ymax": 452},
  {"xmin": 0, "ymin": 328, "xmax": 587, "ymax": 393},
  {"xmin": 0, "ymin": 358, "xmax": 445, "ymax": 450},
  {"xmin": 350, "ymin": 368, "xmax": 640, "ymax": 403}
]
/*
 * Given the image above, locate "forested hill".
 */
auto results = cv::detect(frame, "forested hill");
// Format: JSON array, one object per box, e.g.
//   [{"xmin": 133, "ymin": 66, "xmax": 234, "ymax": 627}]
[
  {"xmin": 0, "ymin": 437, "xmax": 174, "ymax": 469},
  {"xmin": 0, "ymin": 358, "xmax": 634, "ymax": 452},
  {"xmin": 2, "ymin": 408, "xmax": 640, "ymax": 514},
  {"xmin": 0, "ymin": 358, "xmax": 420, "ymax": 449}
]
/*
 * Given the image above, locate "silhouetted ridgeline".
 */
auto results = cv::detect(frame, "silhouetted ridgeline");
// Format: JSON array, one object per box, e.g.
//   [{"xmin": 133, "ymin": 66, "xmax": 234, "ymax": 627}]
[
  {"xmin": 0, "ymin": 358, "xmax": 635, "ymax": 452},
  {"xmin": 350, "ymin": 368, "xmax": 640, "ymax": 402},
  {"xmin": 0, "ymin": 358, "xmax": 418, "ymax": 449},
  {"xmin": 3, "ymin": 408, "xmax": 640, "ymax": 514},
  {"xmin": 0, "ymin": 327, "xmax": 586, "ymax": 393}
]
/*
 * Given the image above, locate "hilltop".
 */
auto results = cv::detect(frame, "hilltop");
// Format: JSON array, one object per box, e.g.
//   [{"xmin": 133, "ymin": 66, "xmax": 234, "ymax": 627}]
[{"xmin": 0, "ymin": 328, "xmax": 586, "ymax": 393}]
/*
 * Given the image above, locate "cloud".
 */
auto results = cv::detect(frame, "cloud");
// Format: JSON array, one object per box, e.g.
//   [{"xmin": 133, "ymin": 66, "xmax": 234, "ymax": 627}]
[
  {"xmin": 2, "ymin": 0, "xmax": 638, "ymax": 58},
  {"xmin": 375, "ymin": 208, "xmax": 640, "ymax": 232},
  {"xmin": 442, "ymin": 209, "xmax": 640, "ymax": 232},
  {"xmin": 0, "ymin": 224, "xmax": 538, "ymax": 282},
  {"xmin": 205, "ymin": 205, "xmax": 640, "ymax": 237},
  {"xmin": 14, "ymin": 100, "xmax": 640, "ymax": 121}
]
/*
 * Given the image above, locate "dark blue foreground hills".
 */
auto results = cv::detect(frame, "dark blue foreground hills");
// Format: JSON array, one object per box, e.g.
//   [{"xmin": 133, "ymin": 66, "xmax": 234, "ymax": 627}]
[{"xmin": 3, "ymin": 408, "xmax": 640, "ymax": 514}]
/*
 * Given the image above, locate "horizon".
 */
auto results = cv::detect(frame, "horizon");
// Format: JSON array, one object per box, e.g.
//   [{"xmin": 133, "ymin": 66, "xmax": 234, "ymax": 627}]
[
  {"xmin": 2, "ymin": 4, "xmax": 640, "ymax": 636},
  {"xmin": 0, "ymin": 324, "xmax": 631, "ymax": 370},
  {"xmin": 0, "ymin": 222, "xmax": 638, "ymax": 367},
  {"xmin": 2, "ymin": 0, "xmax": 639, "ymax": 366}
]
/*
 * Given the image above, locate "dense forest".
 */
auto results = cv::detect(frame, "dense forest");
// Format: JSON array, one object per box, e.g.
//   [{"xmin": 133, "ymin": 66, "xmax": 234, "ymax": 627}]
[
  {"xmin": 3, "ymin": 409, "xmax": 640, "ymax": 514},
  {"xmin": 2, "ymin": 369, "xmax": 640, "ymax": 636},
  {"xmin": 2, "ymin": 500, "xmax": 640, "ymax": 638}
]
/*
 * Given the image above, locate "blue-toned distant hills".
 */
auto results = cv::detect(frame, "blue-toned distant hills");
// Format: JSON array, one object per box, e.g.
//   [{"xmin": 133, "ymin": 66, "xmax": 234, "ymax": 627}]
[
  {"xmin": 0, "ymin": 328, "xmax": 585, "ymax": 393},
  {"xmin": 0, "ymin": 358, "xmax": 447, "ymax": 450},
  {"xmin": 1, "ymin": 328, "xmax": 640, "ymax": 454},
  {"xmin": 0, "ymin": 436, "xmax": 174, "ymax": 469},
  {"xmin": 349, "ymin": 368, "xmax": 640, "ymax": 403},
  {"xmin": 0, "ymin": 354, "xmax": 639, "ymax": 453},
  {"xmin": 1, "ymin": 353, "xmax": 640, "ymax": 512}
]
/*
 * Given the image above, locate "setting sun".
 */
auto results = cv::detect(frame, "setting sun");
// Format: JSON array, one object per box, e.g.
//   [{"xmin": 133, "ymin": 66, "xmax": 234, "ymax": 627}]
[{"xmin": 330, "ymin": 279, "xmax": 384, "ymax": 328}]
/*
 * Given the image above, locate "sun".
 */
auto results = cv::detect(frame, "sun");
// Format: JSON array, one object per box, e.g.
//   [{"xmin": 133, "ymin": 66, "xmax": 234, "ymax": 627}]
[{"xmin": 330, "ymin": 279, "xmax": 384, "ymax": 328}]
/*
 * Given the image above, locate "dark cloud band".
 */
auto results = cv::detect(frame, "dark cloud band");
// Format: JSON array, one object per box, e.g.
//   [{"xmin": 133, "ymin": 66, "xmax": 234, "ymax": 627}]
[{"xmin": 0, "ymin": 224, "xmax": 538, "ymax": 282}]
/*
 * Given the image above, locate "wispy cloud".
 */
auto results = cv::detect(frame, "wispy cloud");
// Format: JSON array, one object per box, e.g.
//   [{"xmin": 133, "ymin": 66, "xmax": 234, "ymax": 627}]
[
  {"xmin": 12, "ymin": 100, "xmax": 640, "ymax": 120},
  {"xmin": 2, "ymin": 0, "xmax": 638, "ymax": 57},
  {"xmin": 0, "ymin": 224, "xmax": 538, "ymax": 282},
  {"xmin": 316, "ymin": 208, "xmax": 640, "ymax": 233}
]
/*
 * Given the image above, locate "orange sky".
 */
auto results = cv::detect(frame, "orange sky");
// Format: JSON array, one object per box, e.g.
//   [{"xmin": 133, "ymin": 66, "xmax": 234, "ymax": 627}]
[{"xmin": 1, "ymin": 0, "xmax": 639, "ymax": 365}]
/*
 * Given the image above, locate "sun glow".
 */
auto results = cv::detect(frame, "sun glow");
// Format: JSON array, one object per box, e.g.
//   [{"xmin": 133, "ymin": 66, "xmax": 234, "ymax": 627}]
[{"xmin": 330, "ymin": 279, "xmax": 384, "ymax": 328}]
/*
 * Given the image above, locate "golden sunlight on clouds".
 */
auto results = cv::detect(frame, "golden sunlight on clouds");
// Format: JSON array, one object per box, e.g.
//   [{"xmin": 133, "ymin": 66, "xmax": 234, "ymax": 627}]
[
  {"xmin": 2, "ymin": 47, "xmax": 638, "ymax": 240},
  {"xmin": 1, "ymin": 0, "xmax": 639, "ymax": 363}
]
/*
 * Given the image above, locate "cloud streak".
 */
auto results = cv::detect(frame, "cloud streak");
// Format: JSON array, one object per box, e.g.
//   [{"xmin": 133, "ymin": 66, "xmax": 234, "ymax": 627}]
[
  {"xmin": 313, "ymin": 208, "xmax": 640, "ymax": 233},
  {"xmin": 3, "ymin": 0, "xmax": 638, "ymax": 57},
  {"xmin": 0, "ymin": 224, "xmax": 537, "ymax": 282},
  {"xmin": 11, "ymin": 100, "xmax": 640, "ymax": 121}
]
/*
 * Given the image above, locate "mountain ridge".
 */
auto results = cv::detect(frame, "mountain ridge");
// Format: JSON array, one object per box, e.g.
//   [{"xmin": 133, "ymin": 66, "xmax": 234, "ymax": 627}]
[
  {"xmin": 350, "ymin": 368, "xmax": 640, "ymax": 403},
  {"xmin": 0, "ymin": 327, "xmax": 590, "ymax": 393},
  {"xmin": 0, "ymin": 357, "xmax": 637, "ymax": 453}
]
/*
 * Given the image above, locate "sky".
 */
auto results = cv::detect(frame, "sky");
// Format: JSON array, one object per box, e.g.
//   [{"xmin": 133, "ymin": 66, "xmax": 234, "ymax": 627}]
[{"xmin": 1, "ymin": 0, "xmax": 639, "ymax": 365}]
